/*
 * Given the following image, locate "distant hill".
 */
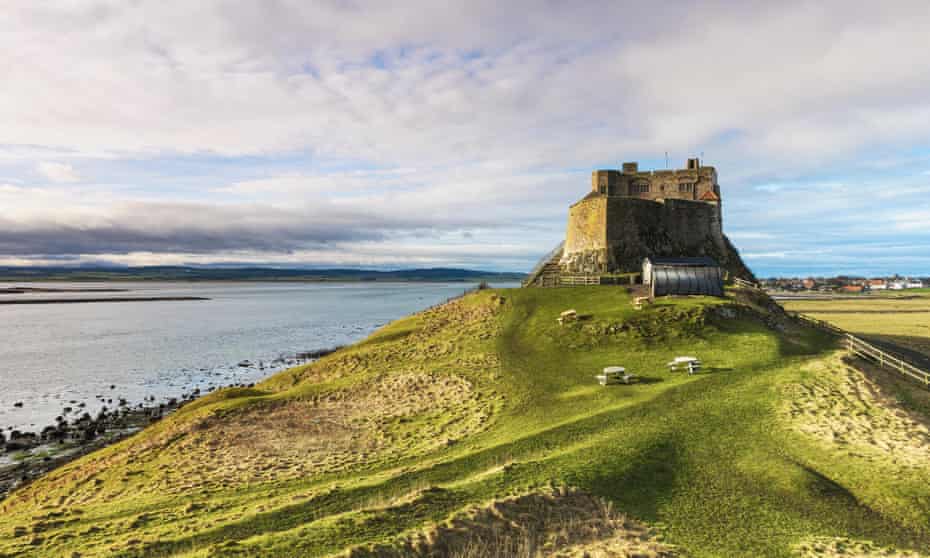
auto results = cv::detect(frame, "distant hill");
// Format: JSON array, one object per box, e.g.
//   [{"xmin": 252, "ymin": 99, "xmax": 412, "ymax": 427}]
[{"xmin": 0, "ymin": 266, "xmax": 526, "ymax": 283}]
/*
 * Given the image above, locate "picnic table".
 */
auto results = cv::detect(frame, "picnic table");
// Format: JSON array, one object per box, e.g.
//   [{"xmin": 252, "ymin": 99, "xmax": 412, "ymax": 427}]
[
  {"xmin": 557, "ymin": 309, "xmax": 578, "ymax": 325},
  {"xmin": 667, "ymin": 356, "xmax": 702, "ymax": 375},
  {"xmin": 596, "ymin": 366, "xmax": 637, "ymax": 385}
]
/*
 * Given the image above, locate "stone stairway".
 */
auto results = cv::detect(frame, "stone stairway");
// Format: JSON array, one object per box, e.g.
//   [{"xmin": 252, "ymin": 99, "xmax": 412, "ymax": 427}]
[{"xmin": 523, "ymin": 243, "xmax": 564, "ymax": 287}]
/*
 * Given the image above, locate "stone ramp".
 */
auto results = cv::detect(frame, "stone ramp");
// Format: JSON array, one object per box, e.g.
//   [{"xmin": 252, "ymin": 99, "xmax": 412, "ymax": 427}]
[{"xmin": 523, "ymin": 242, "xmax": 564, "ymax": 287}]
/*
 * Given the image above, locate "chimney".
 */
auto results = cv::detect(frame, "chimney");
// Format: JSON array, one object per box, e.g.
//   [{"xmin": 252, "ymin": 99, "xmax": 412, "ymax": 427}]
[{"xmin": 622, "ymin": 162, "xmax": 638, "ymax": 173}]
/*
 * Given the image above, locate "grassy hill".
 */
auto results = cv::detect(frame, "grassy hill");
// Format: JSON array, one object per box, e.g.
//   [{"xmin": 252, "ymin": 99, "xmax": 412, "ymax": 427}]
[{"xmin": 2, "ymin": 287, "xmax": 930, "ymax": 557}]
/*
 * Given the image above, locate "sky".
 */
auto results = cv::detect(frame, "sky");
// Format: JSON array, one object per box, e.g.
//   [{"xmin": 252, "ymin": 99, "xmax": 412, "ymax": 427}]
[{"xmin": 3, "ymin": 1, "xmax": 930, "ymax": 277}]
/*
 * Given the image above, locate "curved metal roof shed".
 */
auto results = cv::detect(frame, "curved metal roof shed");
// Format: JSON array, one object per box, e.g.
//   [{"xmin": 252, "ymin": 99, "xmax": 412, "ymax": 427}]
[{"xmin": 643, "ymin": 257, "xmax": 724, "ymax": 298}]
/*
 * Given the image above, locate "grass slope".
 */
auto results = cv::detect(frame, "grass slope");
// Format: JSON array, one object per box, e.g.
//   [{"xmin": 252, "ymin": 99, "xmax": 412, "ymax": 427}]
[{"xmin": 2, "ymin": 288, "xmax": 930, "ymax": 557}]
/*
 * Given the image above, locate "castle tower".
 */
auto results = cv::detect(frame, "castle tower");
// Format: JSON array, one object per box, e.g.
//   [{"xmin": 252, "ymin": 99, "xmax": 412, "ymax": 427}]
[{"xmin": 591, "ymin": 170, "xmax": 620, "ymax": 195}]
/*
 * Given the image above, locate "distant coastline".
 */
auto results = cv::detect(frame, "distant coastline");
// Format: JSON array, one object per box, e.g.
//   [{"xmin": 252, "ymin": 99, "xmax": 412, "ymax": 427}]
[
  {"xmin": 0, "ymin": 296, "xmax": 209, "ymax": 305},
  {"xmin": 0, "ymin": 287, "xmax": 129, "ymax": 294},
  {"xmin": 0, "ymin": 266, "xmax": 526, "ymax": 283}
]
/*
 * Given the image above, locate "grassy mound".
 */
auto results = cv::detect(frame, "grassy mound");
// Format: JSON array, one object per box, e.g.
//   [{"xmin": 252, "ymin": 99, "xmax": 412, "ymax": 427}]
[
  {"xmin": 347, "ymin": 487, "xmax": 678, "ymax": 557},
  {"xmin": 2, "ymin": 287, "xmax": 930, "ymax": 557}
]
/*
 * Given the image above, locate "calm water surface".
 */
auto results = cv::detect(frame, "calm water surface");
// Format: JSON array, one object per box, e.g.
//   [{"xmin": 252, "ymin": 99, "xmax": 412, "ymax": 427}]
[{"xmin": 0, "ymin": 281, "xmax": 515, "ymax": 431}]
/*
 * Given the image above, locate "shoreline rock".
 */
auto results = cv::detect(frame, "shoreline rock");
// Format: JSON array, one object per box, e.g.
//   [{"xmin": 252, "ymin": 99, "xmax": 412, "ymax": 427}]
[
  {"xmin": 0, "ymin": 346, "xmax": 344, "ymax": 500},
  {"xmin": 0, "ymin": 394, "xmax": 195, "ymax": 500}
]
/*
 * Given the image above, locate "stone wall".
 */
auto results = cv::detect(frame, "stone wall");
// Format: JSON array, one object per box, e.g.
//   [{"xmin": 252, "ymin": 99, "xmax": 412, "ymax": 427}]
[
  {"xmin": 561, "ymin": 196, "xmax": 751, "ymax": 278},
  {"xmin": 561, "ymin": 196, "xmax": 607, "ymax": 273},
  {"xmin": 617, "ymin": 167, "xmax": 718, "ymax": 202},
  {"xmin": 592, "ymin": 166, "xmax": 718, "ymax": 202},
  {"xmin": 603, "ymin": 198, "xmax": 724, "ymax": 272}
]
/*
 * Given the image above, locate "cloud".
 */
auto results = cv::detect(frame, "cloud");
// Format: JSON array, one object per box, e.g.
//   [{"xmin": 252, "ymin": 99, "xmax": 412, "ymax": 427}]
[
  {"xmin": 727, "ymin": 232, "xmax": 776, "ymax": 241},
  {"xmin": 0, "ymin": 200, "xmax": 390, "ymax": 256},
  {"xmin": 2, "ymin": 2, "xmax": 930, "ymax": 273},
  {"xmin": 0, "ymin": 189, "xmax": 537, "ymax": 258},
  {"xmin": 4, "ymin": 1, "xmax": 929, "ymax": 169},
  {"xmin": 36, "ymin": 162, "xmax": 80, "ymax": 183}
]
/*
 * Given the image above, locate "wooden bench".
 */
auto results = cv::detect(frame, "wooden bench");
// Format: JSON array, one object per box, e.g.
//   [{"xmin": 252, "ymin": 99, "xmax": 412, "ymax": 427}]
[{"xmin": 596, "ymin": 366, "xmax": 638, "ymax": 385}]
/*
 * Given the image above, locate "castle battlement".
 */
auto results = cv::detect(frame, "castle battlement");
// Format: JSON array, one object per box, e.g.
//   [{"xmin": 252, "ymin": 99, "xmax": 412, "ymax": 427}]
[{"xmin": 590, "ymin": 158, "xmax": 721, "ymax": 204}]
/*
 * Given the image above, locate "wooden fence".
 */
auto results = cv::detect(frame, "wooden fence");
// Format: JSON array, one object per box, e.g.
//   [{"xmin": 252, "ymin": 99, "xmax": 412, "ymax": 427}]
[
  {"xmin": 790, "ymin": 311, "xmax": 845, "ymax": 335},
  {"xmin": 790, "ymin": 310, "xmax": 930, "ymax": 389},
  {"xmin": 733, "ymin": 277, "xmax": 760, "ymax": 290},
  {"xmin": 559, "ymin": 273, "xmax": 641, "ymax": 287},
  {"xmin": 559, "ymin": 274, "xmax": 601, "ymax": 286},
  {"xmin": 845, "ymin": 333, "xmax": 930, "ymax": 389}
]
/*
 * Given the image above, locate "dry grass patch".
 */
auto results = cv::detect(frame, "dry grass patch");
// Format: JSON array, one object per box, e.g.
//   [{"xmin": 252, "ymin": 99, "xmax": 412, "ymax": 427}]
[
  {"xmin": 796, "ymin": 536, "xmax": 928, "ymax": 557},
  {"xmin": 160, "ymin": 372, "xmax": 490, "ymax": 489},
  {"xmin": 784, "ymin": 354, "xmax": 930, "ymax": 469},
  {"xmin": 346, "ymin": 488, "xmax": 678, "ymax": 558}
]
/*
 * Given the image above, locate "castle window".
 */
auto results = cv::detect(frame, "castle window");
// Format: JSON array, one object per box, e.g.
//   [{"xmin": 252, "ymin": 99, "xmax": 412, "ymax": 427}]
[
  {"xmin": 678, "ymin": 182, "xmax": 694, "ymax": 193},
  {"xmin": 632, "ymin": 182, "xmax": 650, "ymax": 194}
]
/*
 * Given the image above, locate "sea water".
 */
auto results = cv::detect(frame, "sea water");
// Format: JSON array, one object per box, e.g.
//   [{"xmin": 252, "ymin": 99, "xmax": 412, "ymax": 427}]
[{"xmin": 0, "ymin": 281, "xmax": 516, "ymax": 432}]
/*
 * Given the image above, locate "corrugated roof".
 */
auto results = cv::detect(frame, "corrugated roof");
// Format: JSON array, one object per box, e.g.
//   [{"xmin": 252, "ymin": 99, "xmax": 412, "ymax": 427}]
[
  {"xmin": 645, "ymin": 256, "xmax": 719, "ymax": 267},
  {"xmin": 651, "ymin": 266, "xmax": 724, "ymax": 297}
]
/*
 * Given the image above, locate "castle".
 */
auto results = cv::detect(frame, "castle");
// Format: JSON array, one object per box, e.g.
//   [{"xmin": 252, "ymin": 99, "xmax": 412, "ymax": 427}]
[
  {"xmin": 525, "ymin": 158, "xmax": 752, "ymax": 286},
  {"xmin": 588, "ymin": 158, "xmax": 720, "ymax": 204}
]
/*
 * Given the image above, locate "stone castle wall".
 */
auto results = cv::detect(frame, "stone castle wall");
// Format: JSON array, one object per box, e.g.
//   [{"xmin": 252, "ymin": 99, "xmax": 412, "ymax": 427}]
[
  {"xmin": 560, "ymin": 197, "xmax": 748, "ymax": 277},
  {"xmin": 592, "ymin": 166, "xmax": 719, "ymax": 203},
  {"xmin": 562, "ymin": 196, "xmax": 608, "ymax": 273},
  {"xmin": 603, "ymin": 198, "xmax": 725, "ymax": 272}
]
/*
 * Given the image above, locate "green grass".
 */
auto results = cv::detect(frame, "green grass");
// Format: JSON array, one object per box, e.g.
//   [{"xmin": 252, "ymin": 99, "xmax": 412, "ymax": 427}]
[{"xmin": 2, "ymin": 287, "xmax": 929, "ymax": 557}]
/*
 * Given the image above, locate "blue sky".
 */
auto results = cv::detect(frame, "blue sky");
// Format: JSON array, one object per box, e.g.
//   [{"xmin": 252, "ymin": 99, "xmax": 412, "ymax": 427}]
[{"xmin": 2, "ymin": 1, "xmax": 930, "ymax": 277}]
